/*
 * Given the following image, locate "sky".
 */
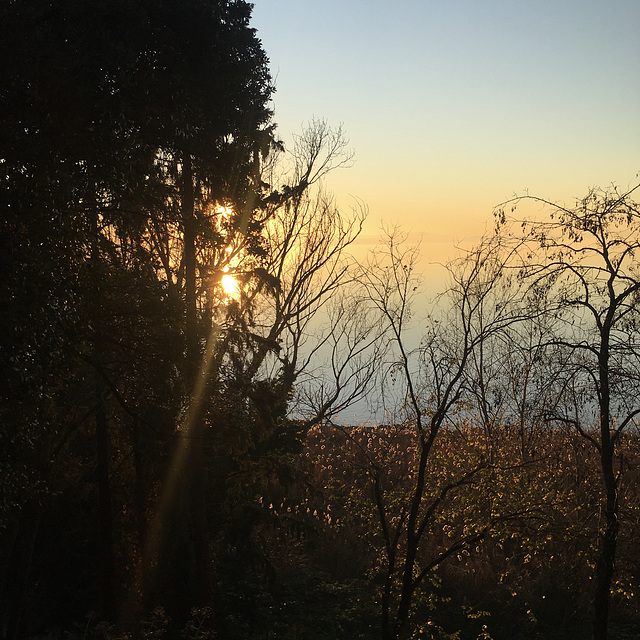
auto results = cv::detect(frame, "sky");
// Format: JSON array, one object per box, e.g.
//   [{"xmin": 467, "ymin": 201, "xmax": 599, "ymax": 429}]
[{"xmin": 250, "ymin": 0, "xmax": 640, "ymax": 266}]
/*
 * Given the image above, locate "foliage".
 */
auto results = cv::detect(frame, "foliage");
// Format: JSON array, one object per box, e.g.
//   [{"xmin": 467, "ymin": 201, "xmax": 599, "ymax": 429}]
[
  {"xmin": 2, "ymin": 1, "xmax": 640, "ymax": 636},
  {"xmin": 295, "ymin": 422, "xmax": 640, "ymax": 639}
]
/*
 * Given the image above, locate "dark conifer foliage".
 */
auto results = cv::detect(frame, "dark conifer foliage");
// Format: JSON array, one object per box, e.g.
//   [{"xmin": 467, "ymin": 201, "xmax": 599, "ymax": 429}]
[{"xmin": 0, "ymin": 0, "xmax": 277, "ymax": 636}]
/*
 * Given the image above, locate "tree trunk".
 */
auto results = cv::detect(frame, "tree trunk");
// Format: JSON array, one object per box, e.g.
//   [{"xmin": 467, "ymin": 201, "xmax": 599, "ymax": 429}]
[
  {"xmin": 380, "ymin": 582, "xmax": 392, "ymax": 640},
  {"xmin": 118, "ymin": 417, "xmax": 147, "ymax": 629},
  {"xmin": 593, "ymin": 438, "xmax": 618, "ymax": 640},
  {"xmin": 182, "ymin": 151, "xmax": 211, "ymax": 604},
  {"xmin": 190, "ymin": 424, "xmax": 210, "ymax": 603},
  {"xmin": 89, "ymin": 204, "xmax": 116, "ymax": 621},
  {"xmin": 96, "ymin": 380, "xmax": 116, "ymax": 621},
  {"xmin": 394, "ymin": 542, "xmax": 417, "ymax": 640},
  {"xmin": 132, "ymin": 417, "xmax": 147, "ymax": 556},
  {"xmin": 1, "ymin": 499, "xmax": 42, "ymax": 640},
  {"xmin": 593, "ymin": 331, "xmax": 616, "ymax": 640},
  {"xmin": 375, "ymin": 475, "xmax": 395, "ymax": 640},
  {"xmin": 393, "ymin": 436, "xmax": 432, "ymax": 640}
]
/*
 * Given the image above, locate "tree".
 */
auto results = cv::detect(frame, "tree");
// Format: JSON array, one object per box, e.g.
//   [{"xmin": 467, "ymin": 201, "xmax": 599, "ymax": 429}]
[
  {"xmin": 348, "ymin": 229, "xmax": 532, "ymax": 640},
  {"xmin": 196, "ymin": 120, "xmax": 368, "ymax": 557},
  {"xmin": 494, "ymin": 183, "xmax": 640, "ymax": 640},
  {"xmin": 463, "ymin": 263, "xmax": 564, "ymax": 462},
  {"xmin": 0, "ymin": 0, "xmax": 276, "ymax": 632}
]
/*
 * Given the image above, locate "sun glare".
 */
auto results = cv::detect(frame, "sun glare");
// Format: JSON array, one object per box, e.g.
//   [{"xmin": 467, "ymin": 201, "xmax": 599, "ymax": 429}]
[
  {"xmin": 215, "ymin": 204, "xmax": 233, "ymax": 220},
  {"xmin": 221, "ymin": 273, "xmax": 240, "ymax": 299}
]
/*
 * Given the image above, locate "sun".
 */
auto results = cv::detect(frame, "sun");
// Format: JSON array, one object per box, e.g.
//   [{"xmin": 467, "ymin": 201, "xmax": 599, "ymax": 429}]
[{"xmin": 221, "ymin": 273, "xmax": 240, "ymax": 299}]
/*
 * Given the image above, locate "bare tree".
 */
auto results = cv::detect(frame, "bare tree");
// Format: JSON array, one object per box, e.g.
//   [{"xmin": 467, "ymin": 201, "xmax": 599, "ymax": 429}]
[
  {"xmin": 215, "ymin": 120, "xmax": 382, "ymax": 426},
  {"xmin": 494, "ymin": 183, "xmax": 640, "ymax": 640},
  {"xmin": 292, "ymin": 291, "xmax": 388, "ymax": 423},
  {"xmin": 353, "ymin": 229, "xmax": 532, "ymax": 640},
  {"xmin": 465, "ymin": 280, "xmax": 565, "ymax": 461}
]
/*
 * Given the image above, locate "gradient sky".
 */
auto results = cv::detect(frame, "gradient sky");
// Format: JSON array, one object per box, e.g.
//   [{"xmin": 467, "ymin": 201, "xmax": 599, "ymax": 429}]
[{"xmin": 251, "ymin": 0, "xmax": 640, "ymax": 264}]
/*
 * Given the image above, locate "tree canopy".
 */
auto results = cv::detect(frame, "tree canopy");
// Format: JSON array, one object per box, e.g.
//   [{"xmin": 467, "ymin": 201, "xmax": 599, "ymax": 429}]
[{"xmin": 2, "ymin": 2, "xmax": 640, "ymax": 640}]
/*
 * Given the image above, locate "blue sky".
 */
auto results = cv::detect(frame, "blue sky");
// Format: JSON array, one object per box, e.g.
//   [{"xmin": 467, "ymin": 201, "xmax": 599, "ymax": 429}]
[{"xmin": 251, "ymin": 0, "xmax": 640, "ymax": 261}]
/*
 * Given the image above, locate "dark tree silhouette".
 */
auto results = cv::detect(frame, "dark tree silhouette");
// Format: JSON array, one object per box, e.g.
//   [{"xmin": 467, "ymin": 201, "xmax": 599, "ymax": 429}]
[{"xmin": 495, "ymin": 183, "xmax": 640, "ymax": 640}]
